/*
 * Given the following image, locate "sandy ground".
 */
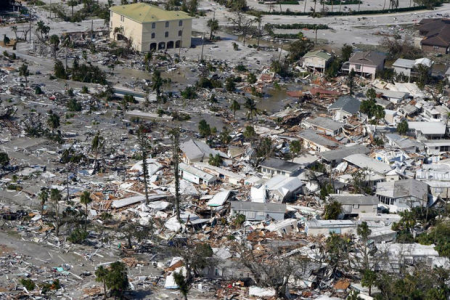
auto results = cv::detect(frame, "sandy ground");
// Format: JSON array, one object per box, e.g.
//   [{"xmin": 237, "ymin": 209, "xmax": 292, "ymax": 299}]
[{"xmin": 4, "ymin": 0, "xmax": 450, "ymax": 50}]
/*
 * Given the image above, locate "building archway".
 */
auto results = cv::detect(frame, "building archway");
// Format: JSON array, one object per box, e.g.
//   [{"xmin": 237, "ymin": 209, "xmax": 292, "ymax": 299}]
[
  {"xmin": 167, "ymin": 41, "xmax": 174, "ymax": 49},
  {"xmin": 175, "ymin": 40, "xmax": 181, "ymax": 48},
  {"xmin": 158, "ymin": 42, "xmax": 166, "ymax": 50},
  {"xmin": 150, "ymin": 43, "xmax": 157, "ymax": 51}
]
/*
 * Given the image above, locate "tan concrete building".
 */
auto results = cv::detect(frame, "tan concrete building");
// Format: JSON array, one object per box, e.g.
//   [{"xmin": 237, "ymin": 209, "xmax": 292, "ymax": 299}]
[{"xmin": 109, "ymin": 3, "xmax": 192, "ymax": 52}]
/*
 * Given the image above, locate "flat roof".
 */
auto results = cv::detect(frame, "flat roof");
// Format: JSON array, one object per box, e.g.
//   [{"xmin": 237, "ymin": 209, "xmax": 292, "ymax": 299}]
[
  {"xmin": 110, "ymin": 3, "xmax": 192, "ymax": 23},
  {"xmin": 344, "ymin": 154, "xmax": 391, "ymax": 174},
  {"xmin": 260, "ymin": 157, "xmax": 301, "ymax": 173},
  {"xmin": 329, "ymin": 194, "xmax": 378, "ymax": 205},
  {"xmin": 408, "ymin": 122, "xmax": 446, "ymax": 135},
  {"xmin": 230, "ymin": 201, "xmax": 286, "ymax": 213},
  {"xmin": 319, "ymin": 144, "xmax": 370, "ymax": 162},
  {"xmin": 303, "ymin": 117, "xmax": 343, "ymax": 132},
  {"xmin": 392, "ymin": 58, "xmax": 415, "ymax": 69}
]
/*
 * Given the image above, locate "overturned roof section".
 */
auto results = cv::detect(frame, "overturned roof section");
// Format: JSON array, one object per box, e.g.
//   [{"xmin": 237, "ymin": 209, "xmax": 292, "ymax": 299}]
[{"xmin": 110, "ymin": 3, "xmax": 192, "ymax": 23}]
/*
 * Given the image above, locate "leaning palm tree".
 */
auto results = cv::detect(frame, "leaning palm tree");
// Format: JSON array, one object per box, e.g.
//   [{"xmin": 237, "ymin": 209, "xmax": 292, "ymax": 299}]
[{"xmin": 80, "ymin": 191, "xmax": 92, "ymax": 231}]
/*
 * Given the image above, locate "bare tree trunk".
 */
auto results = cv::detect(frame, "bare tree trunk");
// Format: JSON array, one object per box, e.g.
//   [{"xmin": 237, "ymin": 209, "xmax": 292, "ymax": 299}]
[
  {"xmin": 172, "ymin": 129, "xmax": 181, "ymax": 222},
  {"xmin": 142, "ymin": 151, "xmax": 150, "ymax": 205}
]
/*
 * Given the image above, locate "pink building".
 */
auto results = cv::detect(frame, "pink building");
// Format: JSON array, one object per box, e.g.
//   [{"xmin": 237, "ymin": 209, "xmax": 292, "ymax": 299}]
[{"xmin": 342, "ymin": 51, "xmax": 386, "ymax": 80}]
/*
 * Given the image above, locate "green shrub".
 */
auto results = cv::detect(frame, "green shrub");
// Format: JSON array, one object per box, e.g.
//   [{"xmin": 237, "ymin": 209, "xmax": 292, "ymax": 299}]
[{"xmin": 20, "ymin": 279, "xmax": 35, "ymax": 291}]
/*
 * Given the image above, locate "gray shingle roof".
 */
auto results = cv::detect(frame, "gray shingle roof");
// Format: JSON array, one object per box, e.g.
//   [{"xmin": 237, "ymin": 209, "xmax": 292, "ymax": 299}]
[
  {"xmin": 304, "ymin": 117, "xmax": 343, "ymax": 132},
  {"xmin": 319, "ymin": 145, "xmax": 370, "ymax": 162},
  {"xmin": 393, "ymin": 179, "xmax": 428, "ymax": 200},
  {"xmin": 329, "ymin": 194, "xmax": 379, "ymax": 205},
  {"xmin": 349, "ymin": 51, "xmax": 386, "ymax": 67},
  {"xmin": 260, "ymin": 158, "xmax": 301, "ymax": 173},
  {"xmin": 299, "ymin": 129, "xmax": 340, "ymax": 149},
  {"xmin": 328, "ymin": 95, "xmax": 361, "ymax": 114},
  {"xmin": 180, "ymin": 139, "xmax": 226, "ymax": 162}
]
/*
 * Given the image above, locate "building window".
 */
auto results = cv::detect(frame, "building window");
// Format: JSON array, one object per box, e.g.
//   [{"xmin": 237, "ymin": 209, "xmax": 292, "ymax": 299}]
[
  {"xmin": 120, "ymin": 15, "xmax": 124, "ymax": 22},
  {"xmin": 178, "ymin": 30, "xmax": 182, "ymax": 37},
  {"xmin": 355, "ymin": 64, "xmax": 361, "ymax": 71},
  {"xmin": 179, "ymin": 20, "xmax": 183, "ymax": 26},
  {"xmin": 152, "ymin": 23, "xmax": 156, "ymax": 29},
  {"xmin": 353, "ymin": 204, "xmax": 360, "ymax": 209},
  {"xmin": 151, "ymin": 33, "xmax": 155, "ymax": 39},
  {"xmin": 165, "ymin": 32, "xmax": 169, "ymax": 38},
  {"xmin": 165, "ymin": 21, "xmax": 169, "ymax": 28}
]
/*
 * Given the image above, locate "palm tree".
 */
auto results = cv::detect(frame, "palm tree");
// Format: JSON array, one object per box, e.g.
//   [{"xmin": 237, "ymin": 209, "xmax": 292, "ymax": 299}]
[
  {"xmin": 95, "ymin": 266, "xmax": 108, "ymax": 300},
  {"xmin": 19, "ymin": 64, "xmax": 29, "ymax": 87},
  {"xmin": 49, "ymin": 34, "xmax": 60, "ymax": 60},
  {"xmin": 47, "ymin": 112, "xmax": 60, "ymax": 134},
  {"xmin": 254, "ymin": 12, "xmax": 263, "ymax": 49},
  {"xmin": 144, "ymin": 52, "xmax": 152, "ymax": 72},
  {"xmin": 151, "ymin": 70, "xmax": 163, "ymax": 99},
  {"xmin": 207, "ymin": 19, "xmax": 219, "ymax": 40},
  {"xmin": 50, "ymin": 188, "xmax": 62, "ymax": 236},
  {"xmin": 244, "ymin": 97, "xmax": 258, "ymax": 120},
  {"xmin": 230, "ymin": 99, "xmax": 241, "ymax": 117},
  {"xmin": 91, "ymin": 131, "xmax": 104, "ymax": 174},
  {"xmin": 67, "ymin": 0, "xmax": 77, "ymax": 17},
  {"xmin": 80, "ymin": 191, "xmax": 92, "ymax": 231},
  {"xmin": 36, "ymin": 20, "xmax": 50, "ymax": 41},
  {"xmin": 38, "ymin": 188, "xmax": 49, "ymax": 214}
]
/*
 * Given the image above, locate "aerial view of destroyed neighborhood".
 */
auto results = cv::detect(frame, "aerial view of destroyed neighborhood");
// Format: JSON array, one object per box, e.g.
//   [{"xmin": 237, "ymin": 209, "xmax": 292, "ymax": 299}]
[{"xmin": 1, "ymin": 0, "xmax": 450, "ymax": 299}]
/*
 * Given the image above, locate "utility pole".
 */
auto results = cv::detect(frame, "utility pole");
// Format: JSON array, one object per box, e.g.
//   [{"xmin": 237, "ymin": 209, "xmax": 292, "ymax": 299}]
[
  {"xmin": 200, "ymin": 32, "xmax": 205, "ymax": 62},
  {"xmin": 278, "ymin": 42, "xmax": 282, "ymax": 62},
  {"xmin": 91, "ymin": 20, "xmax": 94, "ymax": 40},
  {"xmin": 315, "ymin": 26, "xmax": 318, "ymax": 45}
]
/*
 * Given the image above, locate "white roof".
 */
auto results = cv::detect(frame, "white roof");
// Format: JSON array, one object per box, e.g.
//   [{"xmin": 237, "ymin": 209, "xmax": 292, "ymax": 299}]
[
  {"xmin": 408, "ymin": 122, "xmax": 446, "ymax": 135},
  {"xmin": 179, "ymin": 163, "xmax": 216, "ymax": 182},
  {"xmin": 344, "ymin": 154, "xmax": 391, "ymax": 174},
  {"xmin": 377, "ymin": 243, "xmax": 439, "ymax": 257},
  {"xmin": 207, "ymin": 190, "xmax": 231, "ymax": 207},
  {"xmin": 263, "ymin": 175, "xmax": 304, "ymax": 196},
  {"xmin": 307, "ymin": 219, "xmax": 355, "ymax": 228},
  {"xmin": 414, "ymin": 57, "xmax": 433, "ymax": 68}
]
